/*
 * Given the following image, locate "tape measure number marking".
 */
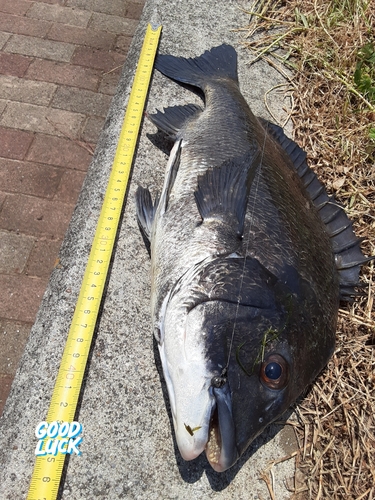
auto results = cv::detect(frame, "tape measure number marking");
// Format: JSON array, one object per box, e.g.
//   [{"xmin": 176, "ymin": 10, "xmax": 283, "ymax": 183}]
[{"xmin": 27, "ymin": 23, "xmax": 162, "ymax": 500}]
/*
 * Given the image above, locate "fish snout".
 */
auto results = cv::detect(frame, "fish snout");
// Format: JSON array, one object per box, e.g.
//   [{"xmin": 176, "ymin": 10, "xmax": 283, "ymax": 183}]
[
  {"xmin": 176, "ymin": 424, "xmax": 209, "ymax": 461},
  {"xmin": 173, "ymin": 402, "xmax": 212, "ymax": 461}
]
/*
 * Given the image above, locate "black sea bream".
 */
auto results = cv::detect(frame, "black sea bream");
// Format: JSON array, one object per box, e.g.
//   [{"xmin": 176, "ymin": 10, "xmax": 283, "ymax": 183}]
[{"xmin": 135, "ymin": 45, "xmax": 370, "ymax": 472}]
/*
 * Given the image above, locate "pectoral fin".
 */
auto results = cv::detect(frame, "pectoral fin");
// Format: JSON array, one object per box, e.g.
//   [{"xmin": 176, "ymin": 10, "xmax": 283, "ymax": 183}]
[{"xmin": 194, "ymin": 152, "xmax": 258, "ymax": 236}]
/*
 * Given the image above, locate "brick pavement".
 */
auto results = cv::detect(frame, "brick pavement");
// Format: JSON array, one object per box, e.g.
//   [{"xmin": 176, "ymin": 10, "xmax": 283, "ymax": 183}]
[{"xmin": 0, "ymin": 0, "xmax": 145, "ymax": 415}]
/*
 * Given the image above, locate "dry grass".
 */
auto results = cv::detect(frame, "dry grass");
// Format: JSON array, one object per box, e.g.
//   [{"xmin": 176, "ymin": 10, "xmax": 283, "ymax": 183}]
[{"xmin": 241, "ymin": 1, "xmax": 375, "ymax": 498}]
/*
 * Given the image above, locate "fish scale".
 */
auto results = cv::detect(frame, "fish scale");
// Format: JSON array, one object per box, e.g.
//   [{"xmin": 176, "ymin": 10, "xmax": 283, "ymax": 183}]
[{"xmin": 136, "ymin": 43, "xmax": 371, "ymax": 472}]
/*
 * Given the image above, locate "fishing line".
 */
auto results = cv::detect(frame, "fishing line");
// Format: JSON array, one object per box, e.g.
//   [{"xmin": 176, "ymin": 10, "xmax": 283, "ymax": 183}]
[{"xmin": 223, "ymin": 123, "xmax": 269, "ymax": 376}]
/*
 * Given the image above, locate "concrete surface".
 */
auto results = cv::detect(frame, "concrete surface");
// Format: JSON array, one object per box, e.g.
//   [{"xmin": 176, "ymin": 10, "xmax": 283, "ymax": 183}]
[{"xmin": 0, "ymin": 0, "xmax": 297, "ymax": 498}]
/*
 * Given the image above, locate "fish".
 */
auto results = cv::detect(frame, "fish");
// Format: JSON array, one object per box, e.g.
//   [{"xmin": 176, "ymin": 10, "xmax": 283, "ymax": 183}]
[{"xmin": 135, "ymin": 44, "xmax": 371, "ymax": 472}]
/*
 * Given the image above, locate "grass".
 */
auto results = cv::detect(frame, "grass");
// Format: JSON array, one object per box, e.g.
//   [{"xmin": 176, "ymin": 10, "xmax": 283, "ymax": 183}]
[{"xmin": 240, "ymin": 1, "xmax": 375, "ymax": 498}]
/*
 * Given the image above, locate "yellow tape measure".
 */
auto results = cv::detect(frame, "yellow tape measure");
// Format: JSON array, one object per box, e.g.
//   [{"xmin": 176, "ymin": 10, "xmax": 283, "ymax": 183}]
[{"xmin": 27, "ymin": 23, "xmax": 162, "ymax": 500}]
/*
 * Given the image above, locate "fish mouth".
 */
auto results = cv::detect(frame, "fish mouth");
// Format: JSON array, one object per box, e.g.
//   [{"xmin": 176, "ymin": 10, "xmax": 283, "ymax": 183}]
[
  {"xmin": 205, "ymin": 383, "xmax": 238, "ymax": 472},
  {"xmin": 205, "ymin": 404, "xmax": 222, "ymax": 468}
]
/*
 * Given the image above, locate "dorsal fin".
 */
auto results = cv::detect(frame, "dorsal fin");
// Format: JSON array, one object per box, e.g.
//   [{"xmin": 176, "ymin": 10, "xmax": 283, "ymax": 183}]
[
  {"xmin": 148, "ymin": 104, "xmax": 202, "ymax": 139},
  {"xmin": 262, "ymin": 119, "xmax": 373, "ymax": 299}
]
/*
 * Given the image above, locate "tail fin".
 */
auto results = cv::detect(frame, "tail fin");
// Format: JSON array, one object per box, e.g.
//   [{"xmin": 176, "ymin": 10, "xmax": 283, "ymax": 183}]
[{"xmin": 154, "ymin": 44, "xmax": 238, "ymax": 90}]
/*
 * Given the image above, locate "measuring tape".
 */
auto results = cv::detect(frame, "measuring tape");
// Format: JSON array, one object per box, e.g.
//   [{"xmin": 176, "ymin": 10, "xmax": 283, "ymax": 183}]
[{"xmin": 27, "ymin": 23, "xmax": 162, "ymax": 500}]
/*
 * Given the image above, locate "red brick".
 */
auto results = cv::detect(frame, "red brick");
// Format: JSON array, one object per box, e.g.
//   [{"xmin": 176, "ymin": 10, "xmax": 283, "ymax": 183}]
[
  {"xmin": 48, "ymin": 23, "xmax": 116, "ymax": 50},
  {"xmin": 0, "ymin": 0, "xmax": 31, "ymax": 16},
  {"xmin": 0, "ymin": 273, "xmax": 47, "ymax": 322},
  {"xmin": 0, "ymin": 229, "xmax": 35, "ymax": 274},
  {"xmin": 0, "ymin": 158, "xmax": 63, "ymax": 198},
  {"xmin": 0, "ymin": 373, "xmax": 13, "ymax": 416},
  {"xmin": 125, "ymin": 2, "xmax": 144, "ymax": 19},
  {"xmin": 26, "ymin": 134, "xmax": 92, "ymax": 170},
  {"xmin": 0, "ymin": 33, "xmax": 11, "ymax": 50},
  {"xmin": 52, "ymin": 86, "xmax": 112, "ymax": 117},
  {"xmin": 81, "ymin": 115, "xmax": 104, "ymax": 142},
  {"xmin": 0, "ymin": 74, "xmax": 56, "ymax": 106},
  {"xmin": 72, "ymin": 46, "xmax": 125, "ymax": 71},
  {"xmin": 4, "ymin": 34, "xmax": 74, "ymax": 62},
  {"xmin": 89, "ymin": 12, "xmax": 138, "ymax": 35},
  {"xmin": 0, "ymin": 193, "xmax": 75, "ymax": 237},
  {"xmin": 28, "ymin": 1, "xmax": 67, "ymax": 4},
  {"xmin": 26, "ymin": 59, "xmax": 100, "ymax": 91},
  {"xmin": 0, "ymin": 52, "xmax": 32, "ymax": 77},
  {"xmin": 54, "ymin": 168, "xmax": 86, "ymax": 204},
  {"xmin": 25, "ymin": 236, "xmax": 62, "ymax": 278},
  {"xmin": 0, "ymin": 127, "xmax": 33, "ymax": 160},
  {"xmin": 99, "ymin": 67, "xmax": 121, "ymax": 95},
  {"xmin": 114, "ymin": 35, "xmax": 132, "ymax": 55},
  {"xmin": 26, "ymin": 3, "xmax": 91, "ymax": 27},
  {"xmin": 0, "ymin": 99, "xmax": 6, "ymax": 116},
  {"xmin": 66, "ymin": 0, "xmax": 126, "ymax": 16},
  {"xmin": 1, "ymin": 102, "xmax": 85, "ymax": 139},
  {"xmin": 0, "ymin": 192, "xmax": 6, "ymax": 210},
  {"xmin": 0, "ymin": 12, "xmax": 51, "ymax": 37}
]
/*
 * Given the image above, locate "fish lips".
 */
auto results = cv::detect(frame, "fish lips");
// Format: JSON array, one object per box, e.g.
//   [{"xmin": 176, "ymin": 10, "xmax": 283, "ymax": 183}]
[{"xmin": 205, "ymin": 381, "xmax": 239, "ymax": 472}]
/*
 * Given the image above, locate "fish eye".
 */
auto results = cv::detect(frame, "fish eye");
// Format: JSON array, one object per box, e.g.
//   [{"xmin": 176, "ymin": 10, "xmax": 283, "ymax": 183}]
[
  {"xmin": 265, "ymin": 362, "xmax": 282, "ymax": 380},
  {"xmin": 260, "ymin": 354, "xmax": 288, "ymax": 390}
]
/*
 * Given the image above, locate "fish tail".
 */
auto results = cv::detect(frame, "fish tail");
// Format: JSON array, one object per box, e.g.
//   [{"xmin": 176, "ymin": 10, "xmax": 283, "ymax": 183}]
[{"xmin": 155, "ymin": 44, "xmax": 238, "ymax": 90}]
